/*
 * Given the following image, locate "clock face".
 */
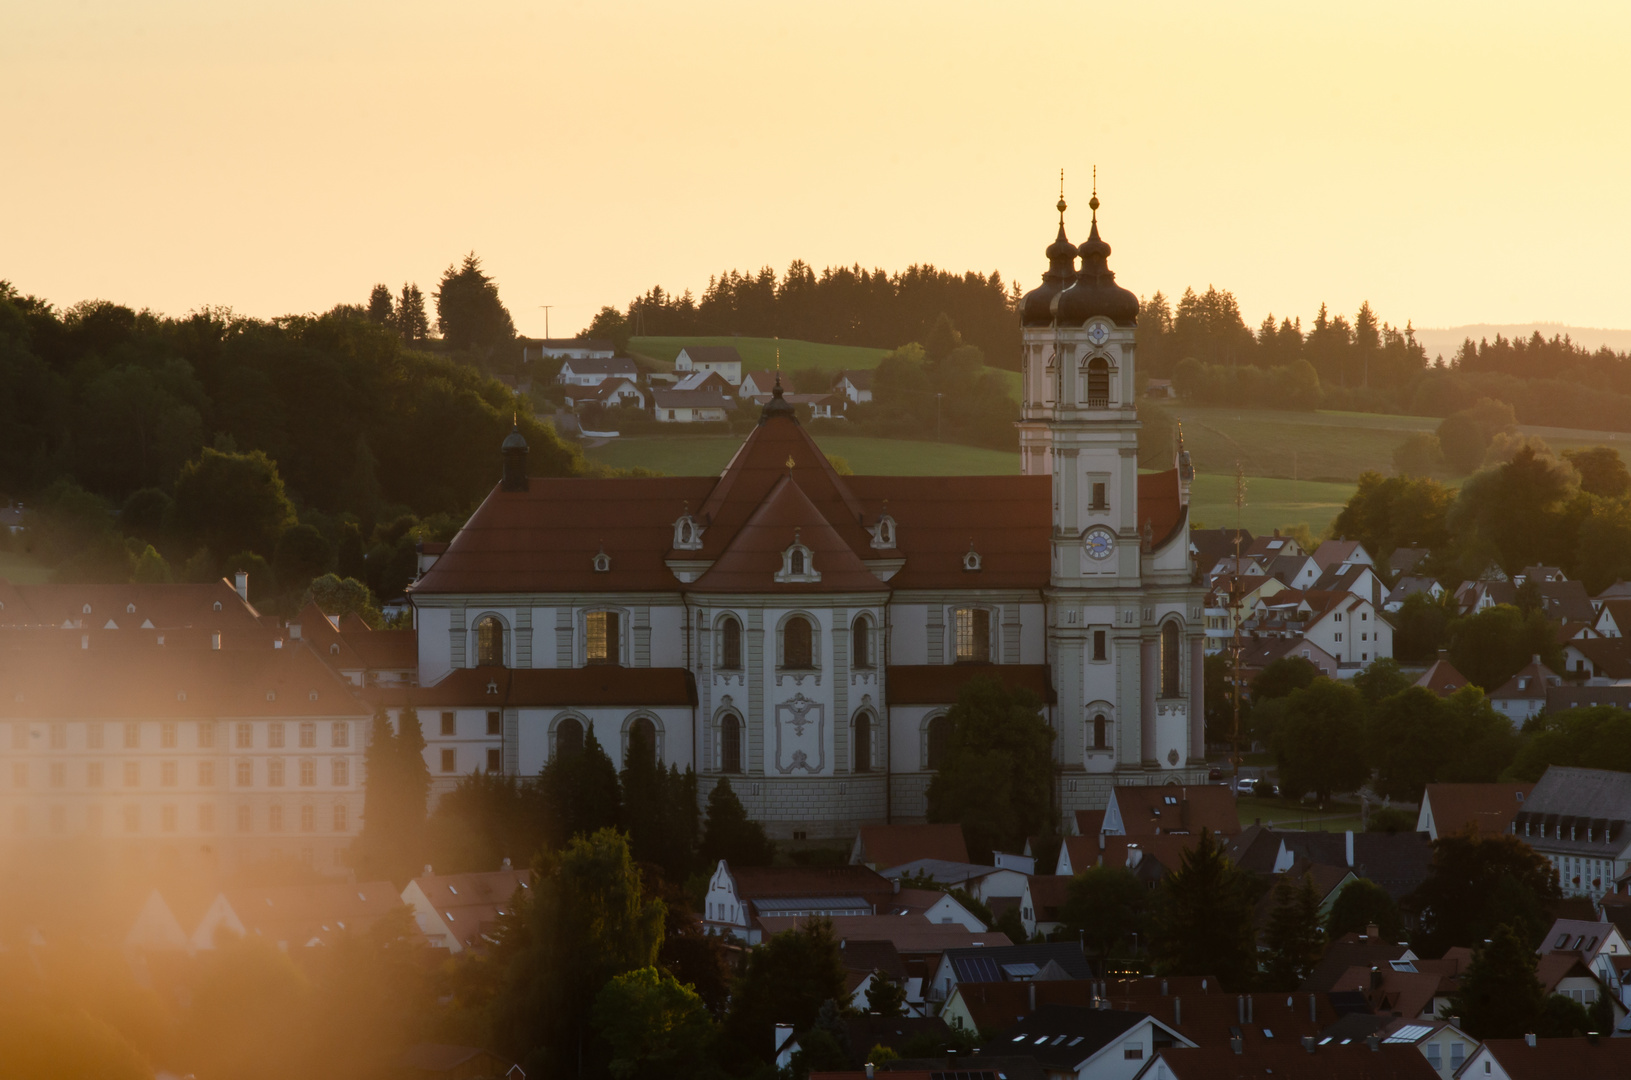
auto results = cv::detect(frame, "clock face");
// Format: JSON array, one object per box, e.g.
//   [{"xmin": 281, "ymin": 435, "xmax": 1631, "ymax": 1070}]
[
  {"xmin": 1087, "ymin": 322, "xmax": 1111, "ymax": 346},
  {"xmin": 1084, "ymin": 528, "xmax": 1115, "ymax": 561}
]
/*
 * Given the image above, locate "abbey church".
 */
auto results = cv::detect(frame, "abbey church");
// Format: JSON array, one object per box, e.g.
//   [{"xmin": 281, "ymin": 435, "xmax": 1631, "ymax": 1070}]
[{"xmin": 409, "ymin": 192, "xmax": 1208, "ymax": 839}]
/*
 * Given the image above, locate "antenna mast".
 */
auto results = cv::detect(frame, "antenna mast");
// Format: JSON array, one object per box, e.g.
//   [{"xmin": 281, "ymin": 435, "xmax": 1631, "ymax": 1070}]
[{"xmin": 1230, "ymin": 461, "xmax": 1248, "ymax": 787}]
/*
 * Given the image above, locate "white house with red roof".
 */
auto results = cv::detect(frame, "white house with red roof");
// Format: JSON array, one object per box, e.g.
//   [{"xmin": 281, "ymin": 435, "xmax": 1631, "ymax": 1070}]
[{"xmin": 404, "ymin": 196, "xmax": 1208, "ymax": 838}]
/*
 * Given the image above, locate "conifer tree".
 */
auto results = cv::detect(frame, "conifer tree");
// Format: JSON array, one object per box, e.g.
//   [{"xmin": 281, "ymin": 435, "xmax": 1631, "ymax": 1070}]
[
  {"xmin": 699, "ymin": 778, "xmax": 773, "ymax": 869},
  {"xmin": 1454, "ymin": 924, "xmax": 1546, "ymax": 1039},
  {"xmin": 354, "ymin": 706, "xmax": 400, "ymax": 879},
  {"xmin": 541, "ymin": 724, "xmax": 622, "ymax": 848},
  {"xmin": 1262, "ymin": 873, "xmax": 1324, "ymax": 990},
  {"xmin": 1151, "ymin": 829, "xmax": 1259, "ymax": 990}
]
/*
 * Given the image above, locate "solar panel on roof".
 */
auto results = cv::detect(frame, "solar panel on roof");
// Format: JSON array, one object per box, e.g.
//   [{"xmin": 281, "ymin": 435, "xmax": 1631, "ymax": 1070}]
[
  {"xmin": 1385, "ymin": 1025, "xmax": 1434, "ymax": 1044},
  {"xmin": 1001, "ymin": 962, "xmax": 1041, "ymax": 978},
  {"xmin": 955, "ymin": 955, "xmax": 1003, "ymax": 983}
]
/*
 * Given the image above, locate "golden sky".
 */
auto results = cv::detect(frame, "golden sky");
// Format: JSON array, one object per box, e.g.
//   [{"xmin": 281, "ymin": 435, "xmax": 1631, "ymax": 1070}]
[{"xmin": 5, "ymin": 1, "xmax": 1629, "ymax": 339}]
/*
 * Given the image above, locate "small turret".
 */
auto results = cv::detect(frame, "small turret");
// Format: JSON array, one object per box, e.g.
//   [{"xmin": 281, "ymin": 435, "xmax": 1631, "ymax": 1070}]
[
  {"xmin": 501, "ymin": 422, "xmax": 529, "ymax": 492},
  {"xmin": 758, "ymin": 376, "xmax": 797, "ymax": 426}
]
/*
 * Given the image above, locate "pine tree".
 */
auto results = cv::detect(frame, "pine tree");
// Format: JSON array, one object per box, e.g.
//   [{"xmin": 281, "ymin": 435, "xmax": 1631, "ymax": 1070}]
[
  {"xmin": 1455, "ymin": 923, "xmax": 1546, "ymax": 1039},
  {"xmin": 541, "ymin": 724, "xmax": 622, "ymax": 848},
  {"xmin": 699, "ymin": 778, "xmax": 773, "ymax": 869},
  {"xmin": 366, "ymin": 284, "xmax": 395, "ymax": 327},
  {"xmin": 393, "ymin": 706, "xmax": 430, "ymax": 876},
  {"xmin": 397, "ymin": 282, "xmax": 430, "ymax": 343},
  {"xmin": 1262, "ymin": 873, "xmax": 1324, "ymax": 990},
  {"xmin": 354, "ymin": 706, "xmax": 400, "ymax": 879},
  {"xmin": 1152, "ymin": 829, "xmax": 1259, "ymax": 989}
]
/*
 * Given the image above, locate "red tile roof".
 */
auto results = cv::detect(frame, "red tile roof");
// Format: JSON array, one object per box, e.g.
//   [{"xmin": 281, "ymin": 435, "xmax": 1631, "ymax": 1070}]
[
  {"xmin": 1149, "ymin": 1042, "xmax": 1438, "ymax": 1079},
  {"xmin": 1111, "ymin": 785, "xmax": 1240, "ymax": 836},
  {"xmin": 885, "ymin": 664, "xmax": 1056, "ymax": 705},
  {"xmin": 693, "ymin": 474, "xmax": 885, "ymax": 594},
  {"xmin": 1479, "ymin": 1037, "xmax": 1631, "ymax": 1078},
  {"xmin": 1414, "ymin": 657, "xmax": 1469, "ymax": 697},
  {"xmin": 1420, "ymin": 782, "xmax": 1533, "ymax": 838},
  {"xmin": 854, "ymin": 824, "xmax": 970, "ymax": 869},
  {"xmin": 0, "ymin": 578, "xmax": 261, "ymax": 630}
]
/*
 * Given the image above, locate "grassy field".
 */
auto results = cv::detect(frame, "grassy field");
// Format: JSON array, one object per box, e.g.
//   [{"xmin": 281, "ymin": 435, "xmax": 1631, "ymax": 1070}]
[
  {"xmin": 584, "ymin": 434, "xmax": 1020, "ymax": 476},
  {"xmin": 0, "ymin": 549, "xmax": 52, "ymax": 584},
  {"xmin": 1236, "ymin": 795, "xmax": 1366, "ymax": 833},
  {"xmin": 1152, "ymin": 403, "xmax": 1630, "ymax": 484},
  {"xmin": 629, "ymin": 336, "xmax": 889, "ymax": 372},
  {"xmin": 1189, "ymin": 474, "xmax": 1356, "ymax": 537}
]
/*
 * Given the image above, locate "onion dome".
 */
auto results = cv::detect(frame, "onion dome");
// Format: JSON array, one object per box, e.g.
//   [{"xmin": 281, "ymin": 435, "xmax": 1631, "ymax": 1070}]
[
  {"xmin": 501, "ymin": 420, "xmax": 529, "ymax": 492},
  {"xmin": 1055, "ymin": 191, "xmax": 1139, "ymax": 328},
  {"xmin": 758, "ymin": 375, "xmax": 797, "ymax": 425},
  {"xmin": 1020, "ymin": 193, "xmax": 1077, "ymax": 328}
]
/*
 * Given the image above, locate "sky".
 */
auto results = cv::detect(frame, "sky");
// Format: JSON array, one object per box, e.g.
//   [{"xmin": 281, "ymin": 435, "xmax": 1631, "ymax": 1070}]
[{"xmin": 5, "ymin": 0, "xmax": 1630, "ymax": 340}]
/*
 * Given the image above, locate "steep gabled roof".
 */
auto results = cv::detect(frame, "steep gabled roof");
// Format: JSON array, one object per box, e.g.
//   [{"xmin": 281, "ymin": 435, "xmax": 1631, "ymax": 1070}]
[
  {"xmin": 1414, "ymin": 655, "xmax": 1469, "ymax": 697},
  {"xmin": 1420, "ymin": 782, "xmax": 1532, "ymax": 838},
  {"xmin": 692, "ymin": 474, "xmax": 883, "ymax": 594}
]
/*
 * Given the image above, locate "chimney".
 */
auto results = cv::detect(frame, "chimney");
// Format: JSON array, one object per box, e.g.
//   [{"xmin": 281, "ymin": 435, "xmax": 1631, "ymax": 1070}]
[
  {"xmin": 235, "ymin": 570, "xmax": 248, "ymax": 601},
  {"xmin": 1365, "ymin": 1035, "xmax": 1380, "ymax": 1052},
  {"xmin": 1028, "ymin": 983, "xmax": 1036, "ymax": 1011},
  {"xmin": 1247, "ymin": 996, "xmax": 1253, "ymax": 1023},
  {"xmin": 1345, "ymin": 831, "xmax": 1355, "ymax": 868},
  {"xmin": 424, "ymin": 865, "xmax": 433, "ymax": 876},
  {"xmin": 1524, "ymin": 1033, "xmax": 1536, "ymax": 1047},
  {"xmin": 289, "ymin": 622, "xmax": 301, "ymax": 640},
  {"xmin": 1366, "ymin": 923, "xmax": 1379, "ymax": 938},
  {"xmin": 1174, "ymin": 997, "xmax": 1181, "ymax": 1026},
  {"xmin": 1237, "ymin": 995, "xmax": 1245, "ymax": 1023},
  {"xmin": 1449, "ymin": 1015, "xmax": 1462, "ymax": 1029},
  {"xmin": 80, "ymin": 634, "xmax": 88, "ymax": 650},
  {"xmin": 1301, "ymin": 1036, "xmax": 1316, "ymax": 1054},
  {"xmin": 865, "ymin": 1066, "xmax": 874, "ymax": 1079},
  {"xmin": 1161, "ymin": 979, "xmax": 1168, "ymax": 996},
  {"xmin": 502, "ymin": 857, "xmax": 512, "ymax": 870},
  {"xmin": 211, "ymin": 631, "xmax": 221, "ymax": 651},
  {"xmin": 1230, "ymin": 1036, "xmax": 1243, "ymax": 1055},
  {"xmin": 1309, "ymin": 994, "xmax": 1316, "ymax": 1023}
]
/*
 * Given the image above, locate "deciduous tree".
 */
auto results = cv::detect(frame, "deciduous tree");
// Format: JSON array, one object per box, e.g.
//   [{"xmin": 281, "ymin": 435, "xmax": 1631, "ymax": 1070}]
[
  {"xmin": 926, "ymin": 676, "xmax": 1054, "ymax": 861},
  {"xmin": 1408, "ymin": 833, "xmax": 1560, "ymax": 955}
]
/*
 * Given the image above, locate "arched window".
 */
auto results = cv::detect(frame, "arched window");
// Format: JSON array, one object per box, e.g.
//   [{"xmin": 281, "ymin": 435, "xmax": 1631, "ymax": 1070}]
[
  {"xmin": 1087, "ymin": 358, "xmax": 1110, "ymax": 407},
  {"xmin": 790, "ymin": 549, "xmax": 805, "ymax": 575},
  {"xmin": 1160, "ymin": 621, "xmax": 1182, "ymax": 698},
  {"xmin": 720, "ymin": 616, "xmax": 742, "ymax": 670},
  {"xmin": 720, "ymin": 714, "xmax": 742, "ymax": 774},
  {"xmin": 1093, "ymin": 713, "xmax": 1108, "ymax": 750},
  {"xmin": 926, "ymin": 715, "xmax": 952, "ymax": 770},
  {"xmin": 627, "ymin": 716, "xmax": 658, "ymax": 767},
  {"xmin": 954, "ymin": 608, "xmax": 991, "ymax": 663},
  {"xmin": 555, "ymin": 717, "xmax": 584, "ymax": 758},
  {"xmin": 476, "ymin": 616, "xmax": 505, "ymax": 667},
  {"xmin": 853, "ymin": 713, "xmax": 873, "ymax": 773},
  {"xmin": 852, "ymin": 615, "xmax": 873, "ymax": 670},
  {"xmin": 784, "ymin": 616, "xmax": 814, "ymax": 669}
]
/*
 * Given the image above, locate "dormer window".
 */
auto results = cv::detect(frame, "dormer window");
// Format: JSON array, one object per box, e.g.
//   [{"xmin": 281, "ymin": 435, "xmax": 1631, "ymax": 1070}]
[
  {"xmin": 963, "ymin": 544, "xmax": 982, "ymax": 572},
  {"xmin": 82, "ymin": 604, "xmax": 91, "ymax": 615},
  {"xmin": 593, "ymin": 544, "xmax": 611, "ymax": 573},
  {"xmin": 775, "ymin": 530, "xmax": 821, "ymax": 583},
  {"xmin": 870, "ymin": 512, "xmax": 897, "ymax": 550},
  {"xmin": 126, "ymin": 603, "xmax": 136, "ymax": 614},
  {"xmin": 673, "ymin": 507, "xmax": 704, "ymax": 551}
]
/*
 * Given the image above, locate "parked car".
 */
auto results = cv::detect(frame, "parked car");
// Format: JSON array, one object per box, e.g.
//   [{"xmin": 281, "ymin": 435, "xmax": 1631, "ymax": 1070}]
[
  {"xmin": 1208, "ymin": 767, "xmax": 1223, "ymax": 781},
  {"xmin": 1233, "ymin": 777, "xmax": 1277, "ymax": 797}
]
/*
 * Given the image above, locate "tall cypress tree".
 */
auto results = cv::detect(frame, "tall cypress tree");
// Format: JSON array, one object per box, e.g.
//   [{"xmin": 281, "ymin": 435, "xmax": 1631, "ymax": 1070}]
[
  {"xmin": 391, "ymin": 706, "xmax": 430, "ymax": 880},
  {"xmin": 355, "ymin": 706, "xmax": 400, "ymax": 880},
  {"xmin": 541, "ymin": 723, "xmax": 622, "ymax": 848}
]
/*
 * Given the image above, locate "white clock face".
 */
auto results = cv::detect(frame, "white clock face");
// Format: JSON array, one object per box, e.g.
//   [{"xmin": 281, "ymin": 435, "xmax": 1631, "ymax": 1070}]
[
  {"xmin": 1087, "ymin": 322, "xmax": 1110, "ymax": 346},
  {"xmin": 1084, "ymin": 528, "xmax": 1115, "ymax": 561}
]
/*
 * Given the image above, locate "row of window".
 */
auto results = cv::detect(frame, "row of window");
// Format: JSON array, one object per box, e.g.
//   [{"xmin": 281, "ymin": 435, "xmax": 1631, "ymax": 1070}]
[
  {"xmin": 438, "ymin": 711, "xmax": 504, "ymax": 737},
  {"xmin": 9, "ymin": 759, "xmax": 352, "ymax": 788},
  {"xmin": 6, "ymin": 721, "xmax": 352, "ymax": 751},
  {"xmin": 712, "ymin": 713, "xmax": 879, "ymax": 774},
  {"xmin": 8, "ymin": 801, "xmax": 351, "ymax": 835}
]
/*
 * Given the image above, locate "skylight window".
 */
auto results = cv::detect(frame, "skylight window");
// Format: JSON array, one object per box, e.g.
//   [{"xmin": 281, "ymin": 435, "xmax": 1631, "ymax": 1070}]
[
  {"xmin": 1068, "ymin": 1037, "xmax": 1084, "ymax": 1046},
  {"xmin": 1012, "ymin": 1035, "xmax": 1027, "ymax": 1043}
]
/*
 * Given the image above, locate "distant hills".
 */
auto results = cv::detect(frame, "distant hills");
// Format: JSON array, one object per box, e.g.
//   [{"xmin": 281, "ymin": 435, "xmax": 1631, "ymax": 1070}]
[{"xmin": 1413, "ymin": 323, "xmax": 1631, "ymax": 360}]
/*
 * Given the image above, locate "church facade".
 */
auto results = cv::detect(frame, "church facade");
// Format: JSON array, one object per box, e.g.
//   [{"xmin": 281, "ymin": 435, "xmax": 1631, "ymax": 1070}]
[{"xmin": 408, "ymin": 196, "xmax": 1207, "ymax": 840}]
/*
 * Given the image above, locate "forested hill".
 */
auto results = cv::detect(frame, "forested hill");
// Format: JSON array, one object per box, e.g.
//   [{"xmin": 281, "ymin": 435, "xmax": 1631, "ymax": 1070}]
[{"xmin": 0, "ymin": 281, "xmax": 585, "ymax": 594}]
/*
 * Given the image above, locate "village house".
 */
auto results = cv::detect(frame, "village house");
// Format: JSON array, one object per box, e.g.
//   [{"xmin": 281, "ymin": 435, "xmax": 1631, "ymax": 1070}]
[
  {"xmin": 1136, "ymin": 1039, "xmax": 1440, "ymax": 1080},
  {"xmin": 701, "ymin": 860, "xmax": 894, "ymax": 943},
  {"xmin": 1458, "ymin": 1035, "xmax": 1631, "ymax": 1079},
  {"xmin": 849, "ymin": 822, "xmax": 969, "ymax": 870},
  {"xmin": 521, "ymin": 337, "xmax": 615, "ymax": 362},
  {"xmin": 1489, "ymin": 656, "xmax": 1564, "ymax": 723},
  {"xmin": 833, "ymin": 370, "xmax": 873, "ymax": 404},
  {"xmin": 564, "ymin": 376, "xmax": 647, "ymax": 411},
  {"xmin": 401, "ymin": 865, "xmax": 530, "ymax": 953},
  {"xmin": 992, "ymin": 1004, "xmax": 1195, "ymax": 1080},
  {"xmin": 1414, "ymin": 652, "xmax": 1469, "ymax": 698},
  {"xmin": 673, "ymin": 369, "xmax": 735, "ymax": 395},
  {"xmin": 1512, "ymin": 766, "xmax": 1631, "ymax": 900},
  {"xmin": 738, "ymin": 370, "xmax": 791, "ymax": 398},
  {"xmin": 673, "ymin": 344, "xmax": 744, "ymax": 384},
  {"xmin": 1415, "ymin": 782, "xmax": 1533, "ymax": 840},
  {"xmin": 652, "ymin": 386, "xmax": 731, "ymax": 423},
  {"xmin": 554, "ymin": 356, "xmax": 639, "ymax": 387},
  {"xmin": 928, "ymin": 943, "xmax": 1092, "ymax": 1004}
]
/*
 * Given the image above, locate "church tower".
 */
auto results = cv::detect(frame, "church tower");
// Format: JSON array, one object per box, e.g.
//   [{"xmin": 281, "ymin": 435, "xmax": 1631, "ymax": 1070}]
[{"xmin": 1021, "ymin": 177, "xmax": 1207, "ymax": 812}]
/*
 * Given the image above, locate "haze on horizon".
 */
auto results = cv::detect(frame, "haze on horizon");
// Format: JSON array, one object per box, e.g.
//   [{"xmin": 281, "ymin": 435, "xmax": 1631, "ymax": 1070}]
[{"xmin": 5, "ymin": 0, "xmax": 1629, "ymax": 340}]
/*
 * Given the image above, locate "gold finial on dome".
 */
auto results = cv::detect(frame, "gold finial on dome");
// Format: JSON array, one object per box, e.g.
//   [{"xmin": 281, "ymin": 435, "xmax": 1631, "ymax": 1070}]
[
  {"xmin": 1057, "ymin": 168, "xmax": 1067, "ymax": 221},
  {"xmin": 1089, "ymin": 165, "xmax": 1099, "ymax": 222}
]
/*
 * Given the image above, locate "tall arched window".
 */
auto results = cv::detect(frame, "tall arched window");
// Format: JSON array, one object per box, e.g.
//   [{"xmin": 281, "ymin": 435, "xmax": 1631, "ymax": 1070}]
[
  {"xmin": 790, "ymin": 549, "xmax": 805, "ymax": 575},
  {"xmin": 627, "ymin": 716, "xmax": 658, "ymax": 767},
  {"xmin": 853, "ymin": 713, "xmax": 873, "ymax": 773},
  {"xmin": 784, "ymin": 616, "xmax": 814, "ymax": 669},
  {"xmin": 555, "ymin": 717, "xmax": 584, "ymax": 758},
  {"xmin": 1160, "ymin": 621, "xmax": 1182, "ymax": 698},
  {"xmin": 721, "ymin": 714, "xmax": 742, "ymax": 774},
  {"xmin": 852, "ymin": 615, "xmax": 873, "ymax": 670},
  {"xmin": 1087, "ymin": 358, "xmax": 1110, "ymax": 407},
  {"xmin": 476, "ymin": 616, "xmax": 505, "ymax": 667},
  {"xmin": 926, "ymin": 715, "xmax": 951, "ymax": 770},
  {"xmin": 720, "ymin": 616, "xmax": 742, "ymax": 670},
  {"xmin": 1093, "ymin": 713, "xmax": 1108, "ymax": 750}
]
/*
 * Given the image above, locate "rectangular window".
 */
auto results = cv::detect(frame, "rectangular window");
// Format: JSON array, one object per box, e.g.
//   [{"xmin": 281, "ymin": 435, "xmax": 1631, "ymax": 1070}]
[
  {"xmin": 298, "ymin": 722, "xmax": 316, "ymax": 748},
  {"xmin": 1091, "ymin": 481, "xmax": 1108, "ymax": 510},
  {"xmin": 123, "ymin": 805, "xmax": 140, "ymax": 833},
  {"xmin": 49, "ymin": 762, "xmax": 66, "ymax": 788},
  {"xmin": 123, "ymin": 761, "xmax": 140, "ymax": 787},
  {"xmin": 161, "ymin": 761, "xmax": 178, "ymax": 787},
  {"xmin": 1450, "ymin": 1042, "xmax": 1465, "ymax": 1068},
  {"xmin": 88, "ymin": 723, "xmax": 104, "ymax": 749},
  {"xmin": 487, "ymin": 710, "xmax": 501, "ymax": 736},
  {"xmin": 1093, "ymin": 630, "xmax": 1107, "ymax": 661},
  {"xmin": 301, "ymin": 805, "xmax": 316, "ymax": 832},
  {"xmin": 199, "ymin": 761, "xmax": 215, "ymax": 786},
  {"xmin": 954, "ymin": 609, "xmax": 991, "ymax": 663},
  {"xmin": 87, "ymin": 762, "xmax": 103, "ymax": 788},
  {"xmin": 441, "ymin": 711, "xmax": 456, "ymax": 737},
  {"xmin": 1426, "ymin": 1044, "xmax": 1441, "ymax": 1068},
  {"xmin": 50, "ymin": 723, "xmax": 67, "ymax": 750},
  {"xmin": 268, "ymin": 759, "xmax": 285, "ymax": 786},
  {"xmin": 299, "ymin": 760, "xmax": 316, "ymax": 786},
  {"xmin": 332, "ymin": 759, "xmax": 349, "ymax": 786},
  {"xmin": 237, "ymin": 804, "xmax": 252, "ymax": 832},
  {"xmin": 199, "ymin": 804, "xmax": 215, "ymax": 832},
  {"xmin": 1335, "ymin": 632, "xmax": 1342, "ymax": 642},
  {"xmin": 331, "ymin": 721, "xmax": 350, "ymax": 748},
  {"xmin": 161, "ymin": 722, "xmax": 177, "ymax": 749},
  {"xmin": 334, "ymin": 803, "xmax": 348, "ymax": 832},
  {"xmin": 587, "ymin": 611, "xmax": 620, "ymax": 665},
  {"xmin": 236, "ymin": 760, "xmax": 252, "ymax": 786},
  {"xmin": 1123, "ymin": 1042, "xmax": 1143, "ymax": 1061},
  {"xmin": 124, "ymin": 722, "xmax": 140, "ymax": 749},
  {"xmin": 198, "ymin": 722, "xmax": 215, "ymax": 749},
  {"xmin": 441, "ymin": 747, "xmax": 457, "ymax": 773},
  {"xmin": 236, "ymin": 722, "xmax": 253, "ymax": 749},
  {"xmin": 268, "ymin": 722, "xmax": 285, "ymax": 749},
  {"xmin": 161, "ymin": 805, "xmax": 177, "ymax": 833},
  {"xmin": 487, "ymin": 747, "xmax": 502, "ymax": 772}
]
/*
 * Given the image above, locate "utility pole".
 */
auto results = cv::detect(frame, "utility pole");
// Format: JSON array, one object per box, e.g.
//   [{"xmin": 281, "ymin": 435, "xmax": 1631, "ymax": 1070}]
[
  {"xmin": 538, "ymin": 305, "xmax": 553, "ymax": 341},
  {"xmin": 1230, "ymin": 461, "xmax": 1248, "ymax": 789}
]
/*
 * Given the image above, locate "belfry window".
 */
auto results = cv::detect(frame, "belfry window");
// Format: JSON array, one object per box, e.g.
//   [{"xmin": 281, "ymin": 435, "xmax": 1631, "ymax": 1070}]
[
  {"xmin": 954, "ymin": 608, "xmax": 991, "ymax": 663},
  {"xmin": 1160, "ymin": 621, "xmax": 1182, "ymax": 698},
  {"xmin": 1087, "ymin": 358, "xmax": 1110, "ymax": 408},
  {"xmin": 784, "ymin": 616, "xmax": 814, "ymax": 669},
  {"xmin": 475, "ymin": 616, "xmax": 505, "ymax": 667},
  {"xmin": 587, "ymin": 611, "xmax": 620, "ymax": 665}
]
